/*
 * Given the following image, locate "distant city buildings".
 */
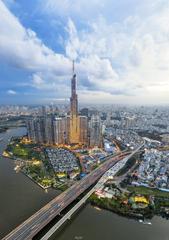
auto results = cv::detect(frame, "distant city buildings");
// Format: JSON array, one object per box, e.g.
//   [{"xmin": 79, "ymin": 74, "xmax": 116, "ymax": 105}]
[{"xmin": 131, "ymin": 148, "xmax": 169, "ymax": 191}]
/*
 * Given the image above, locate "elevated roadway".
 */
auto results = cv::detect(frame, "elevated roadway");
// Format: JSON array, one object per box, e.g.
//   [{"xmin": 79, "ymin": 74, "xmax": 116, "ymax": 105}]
[
  {"xmin": 3, "ymin": 149, "xmax": 141, "ymax": 240},
  {"xmin": 41, "ymin": 144, "xmax": 144, "ymax": 240}
]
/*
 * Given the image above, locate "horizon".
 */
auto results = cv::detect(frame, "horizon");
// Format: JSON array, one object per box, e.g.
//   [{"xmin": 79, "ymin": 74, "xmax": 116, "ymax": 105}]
[{"xmin": 1, "ymin": 0, "xmax": 169, "ymax": 105}]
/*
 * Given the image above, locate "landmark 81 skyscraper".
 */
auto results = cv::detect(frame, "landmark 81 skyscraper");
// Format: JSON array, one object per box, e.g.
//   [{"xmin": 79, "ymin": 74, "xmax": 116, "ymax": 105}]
[
  {"xmin": 69, "ymin": 61, "xmax": 80, "ymax": 144},
  {"xmin": 70, "ymin": 61, "xmax": 78, "ymax": 117}
]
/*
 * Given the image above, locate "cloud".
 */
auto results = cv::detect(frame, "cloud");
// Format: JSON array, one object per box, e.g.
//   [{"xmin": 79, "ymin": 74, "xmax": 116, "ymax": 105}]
[
  {"xmin": 32, "ymin": 73, "xmax": 44, "ymax": 88},
  {"xmin": 65, "ymin": 18, "xmax": 79, "ymax": 60},
  {"xmin": 1, "ymin": 0, "xmax": 169, "ymax": 104},
  {"xmin": 7, "ymin": 89, "xmax": 17, "ymax": 95},
  {"xmin": 41, "ymin": 0, "xmax": 105, "ymax": 21},
  {"xmin": 63, "ymin": 4, "xmax": 169, "ymax": 102},
  {"xmin": 0, "ymin": 0, "xmax": 71, "ymax": 73}
]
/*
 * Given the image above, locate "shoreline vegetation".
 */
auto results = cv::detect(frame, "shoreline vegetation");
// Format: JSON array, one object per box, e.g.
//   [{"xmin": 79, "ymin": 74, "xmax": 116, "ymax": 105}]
[
  {"xmin": 89, "ymin": 184, "xmax": 169, "ymax": 221},
  {"xmin": 3, "ymin": 137, "xmax": 70, "ymax": 190},
  {"xmin": 0, "ymin": 127, "xmax": 8, "ymax": 133}
]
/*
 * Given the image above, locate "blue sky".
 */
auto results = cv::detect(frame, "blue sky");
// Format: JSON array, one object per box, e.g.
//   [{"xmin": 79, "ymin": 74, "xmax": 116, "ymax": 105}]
[{"xmin": 1, "ymin": 0, "xmax": 169, "ymax": 105}]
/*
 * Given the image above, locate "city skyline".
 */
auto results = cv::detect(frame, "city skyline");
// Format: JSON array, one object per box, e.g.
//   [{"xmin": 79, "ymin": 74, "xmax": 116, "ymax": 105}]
[
  {"xmin": 0, "ymin": 0, "xmax": 169, "ymax": 105},
  {"xmin": 27, "ymin": 62, "xmax": 92, "ymax": 146}
]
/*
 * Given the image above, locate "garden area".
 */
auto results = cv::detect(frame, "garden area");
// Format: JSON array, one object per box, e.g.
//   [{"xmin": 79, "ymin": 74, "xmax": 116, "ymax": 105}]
[{"xmin": 6, "ymin": 138, "xmax": 41, "ymax": 160}]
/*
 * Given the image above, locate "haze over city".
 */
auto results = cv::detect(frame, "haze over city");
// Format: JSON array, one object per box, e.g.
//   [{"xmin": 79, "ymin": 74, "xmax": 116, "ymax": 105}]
[{"xmin": 1, "ymin": 0, "xmax": 169, "ymax": 105}]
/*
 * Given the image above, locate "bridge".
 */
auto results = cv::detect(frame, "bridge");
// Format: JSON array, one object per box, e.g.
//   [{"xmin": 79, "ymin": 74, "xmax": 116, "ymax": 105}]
[
  {"xmin": 3, "ymin": 147, "xmax": 142, "ymax": 240},
  {"xmin": 41, "ymin": 144, "xmax": 144, "ymax": 240}
]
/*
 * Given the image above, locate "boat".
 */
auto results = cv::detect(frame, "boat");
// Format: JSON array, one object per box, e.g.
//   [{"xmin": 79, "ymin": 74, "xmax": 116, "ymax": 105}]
[
  {"xmin": 143, "ymin": 221, "xmax": 152, "ymax": 225},
  {"xmin": 93, "ymin": 206, "xmax": 102, "ymax": 211},
  {"xmin": 14, "ymin": 165, "xmax": 20, "ymax": 173},
  {"xmin": 138, "ymin": 219, "xmax": 152, "ymax": 225},
  {"xmin": 0, "ymin": 138, "xmax": 3, "ymax": 142}
]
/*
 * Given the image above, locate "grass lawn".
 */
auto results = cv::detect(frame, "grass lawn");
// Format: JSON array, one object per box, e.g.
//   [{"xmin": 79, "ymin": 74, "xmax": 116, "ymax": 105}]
[
  {"xmin": 8, "ymin": 141, "xmax": 41, "ymax": 160},
  {"xmin": 127, "ymin": 186, "xmax": 169, "ymax": 198},
  {"xmin": 13, "ymin": 145, "xmax": 29, "ymax": 157}
]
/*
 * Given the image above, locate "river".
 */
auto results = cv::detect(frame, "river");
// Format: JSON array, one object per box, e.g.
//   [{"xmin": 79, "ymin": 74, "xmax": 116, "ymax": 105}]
[
  {"xmin": 0, "ymin": 127, "xmax": 59, "ymax": 239},
  {"xmin": 50, "ymin": 204, "xmax": 169, "ymax": 240},
  {"xmin": 0, "ymin": 128, "xmax": 169, "ymax": 240}
]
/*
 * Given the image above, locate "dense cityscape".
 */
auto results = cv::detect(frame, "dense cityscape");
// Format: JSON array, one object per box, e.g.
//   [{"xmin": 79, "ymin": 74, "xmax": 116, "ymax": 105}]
[{"xmin": 1, "ymin": 61, "xmax": 169, "ymax": 239}]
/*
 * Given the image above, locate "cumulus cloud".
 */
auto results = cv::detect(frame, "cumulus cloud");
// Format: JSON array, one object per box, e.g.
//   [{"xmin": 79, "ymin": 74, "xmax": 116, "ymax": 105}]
[
  {"xmin": 7, "ymin": 89, "xmax": 17, "ymax": 95},
  {"xmin": 0, "ymin": 0, "xmax": 71, "ymax": 73},
  {"xmin": 63, "ymin": 4, "xmax": 169, "ymax": 102},
  {"xmin": 65, "ymin": 19, "xmax": 79, "ymax": 60}
]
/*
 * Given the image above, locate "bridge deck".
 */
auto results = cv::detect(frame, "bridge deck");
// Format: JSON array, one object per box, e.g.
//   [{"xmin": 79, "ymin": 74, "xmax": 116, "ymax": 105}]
[{"xmin": 3, "ymin": 152, "xmax": 129, "ymax": 240}]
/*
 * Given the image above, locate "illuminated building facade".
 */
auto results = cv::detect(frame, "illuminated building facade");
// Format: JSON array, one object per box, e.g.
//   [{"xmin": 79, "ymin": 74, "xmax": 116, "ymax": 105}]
[
  {"xmin": 69, "ymin": 62, "xmax": 80, "ymax": 144},
  {"xmin": 69, "ymin": 61, "xmax": 88, "ymax": 145}
]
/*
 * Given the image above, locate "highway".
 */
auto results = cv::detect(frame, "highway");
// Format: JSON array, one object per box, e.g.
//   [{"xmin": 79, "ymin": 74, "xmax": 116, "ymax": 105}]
[
  {"xmin": 2, "ymin": 151, "xmax": 130, "ymax": 240},
  {"xmin": 41, "ymin": 183, "xmax": 97, "ymax": 240},
  {"xmin": 40, "ymin": 145, "xmax": 144, "ymax": 240}
]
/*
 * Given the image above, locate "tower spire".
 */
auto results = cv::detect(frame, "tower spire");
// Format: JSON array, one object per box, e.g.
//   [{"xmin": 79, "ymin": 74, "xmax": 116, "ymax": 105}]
[
  {"xmin": 72, "ymin": 60, "xmax": 75, "ymax": 74},
  {"xmin": 70, "ymin": 59, "xmax": 78, "ymax": 117}
]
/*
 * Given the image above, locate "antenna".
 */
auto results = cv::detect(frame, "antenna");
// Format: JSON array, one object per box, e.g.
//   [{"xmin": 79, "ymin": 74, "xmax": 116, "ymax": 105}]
[{"xmin": 72, "ymin": 60, "xmax": 75, "ymax": 74}]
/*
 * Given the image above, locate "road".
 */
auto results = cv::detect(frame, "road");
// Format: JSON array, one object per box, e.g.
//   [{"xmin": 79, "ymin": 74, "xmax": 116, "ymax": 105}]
[
  {"xmin": 40, "ymin": 145, "xmax": 144, "ymax": 240},
  {"xmin": 3, "ymin": 151, "xmax": 130, "ymax": 240},
  {"xmin": 41, "ymin": 183, "xmax": 98, "ymax": 240}
]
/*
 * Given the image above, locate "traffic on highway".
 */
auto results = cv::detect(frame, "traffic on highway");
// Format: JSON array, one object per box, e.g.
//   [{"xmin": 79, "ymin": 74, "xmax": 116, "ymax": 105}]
[{"xmin": 3, "ymin": 151, "xmax": 130, "ymax": 240}]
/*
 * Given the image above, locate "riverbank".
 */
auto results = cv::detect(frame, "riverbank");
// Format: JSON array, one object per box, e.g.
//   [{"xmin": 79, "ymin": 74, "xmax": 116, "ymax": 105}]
[
  {"xmin": 0, "ymin": 126, "xmax": 8, "ymax": 133},
  {"xmin": 89, "ymin": 194, "xmax": 153, "ymax": 220},
  {"xmin": 89, "ymin": 182, "xmax": 169, "ymax": 221},
  {"xmin": 4, "ymin": 136, "xmax": 57, "ymax": 189},
  {"xmin": 0, "ymin": 127, "xmax": 59, "ymax": 239},
  {"xmin": 4, "ymin": 136, "xmax": 72, "ymax": 191},
  {"xmin": 48, "ymin": 203, "xmax": 169, "ymax": 240}
]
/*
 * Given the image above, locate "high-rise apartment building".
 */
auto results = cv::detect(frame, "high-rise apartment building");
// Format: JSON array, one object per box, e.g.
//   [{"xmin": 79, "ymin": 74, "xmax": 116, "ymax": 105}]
[
  {"xmin": 45, "ymin": 116, "xmax": 54, "ymax": 144},
  {"xmin": 27, "ymin": 117, "xmax": 45, "ymax": 143},
  {"xmin": 27, "ymin": 118, "xmax": 36, "ymax": 142},
  {"xmin": 89, "ymin": 114, "xmax": 102, "ymax": 148},
  {"xmin": 79, "ymin": 116, "xmax": 88, "ymax": 144},
  {"xmin": 53, "ymin": 117, "xmax": 69, "ymax": 144}
]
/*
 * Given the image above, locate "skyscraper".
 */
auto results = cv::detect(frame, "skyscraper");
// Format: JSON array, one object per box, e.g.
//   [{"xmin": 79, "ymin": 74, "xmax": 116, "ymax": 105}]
[
  {"xmin": 27, "ymin": 117, "xmax": 45, "ymax": 143},
  {"xmin": 27, "ymin": 118, "xmax": 36, "ymax": 142},
  {"xmin": 53, "ymin": 117, "xmax": 69, "ymax": 145},
  {"xmin": 69, "ymin": 61, "xmax": 80, "ymax": 144},
  {"xmin": 70, "ymin": 61, "xmax": 78, "ymax": 117},
  {"xmin": 68, "ymin": 61, "xmax": 88, "ymax": 145},
  {"xmin": 45, "ymin": 116, "xmax": 54, "ymax": 145},
  {"xmin": 89, "ymin": 114, "xmax": 103, "ymax": 148},
  {"xmin": 79, "ymin": 116, "xmax": 88, "ymax": 144}
]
